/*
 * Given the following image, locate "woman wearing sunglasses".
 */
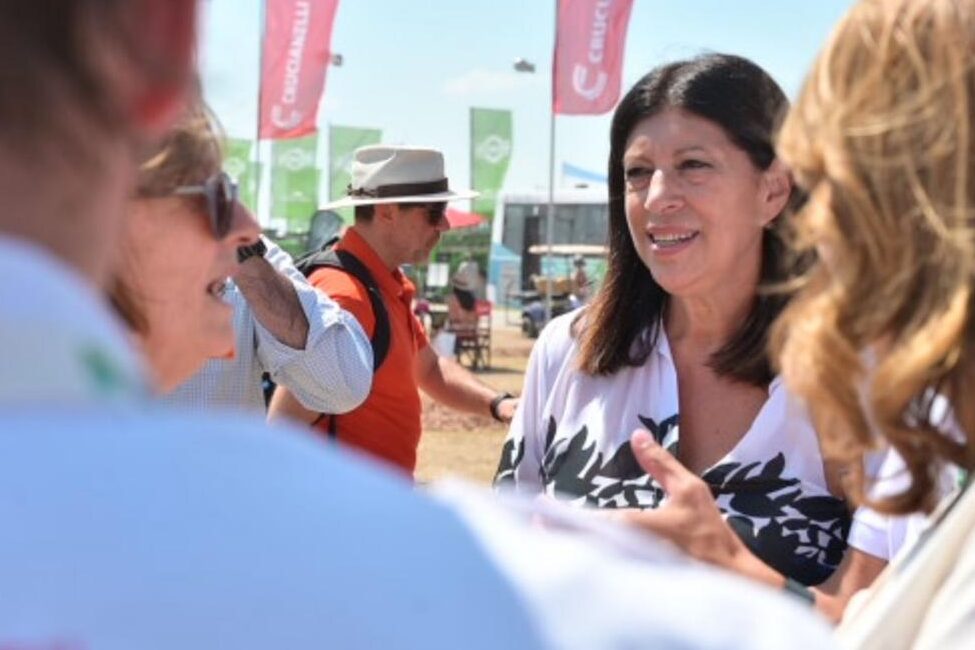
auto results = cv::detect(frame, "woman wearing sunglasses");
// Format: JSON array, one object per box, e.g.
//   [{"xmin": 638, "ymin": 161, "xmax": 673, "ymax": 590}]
[{"xmin": 113, "ymin": 103, "xmax": 261, "ymax": 392}]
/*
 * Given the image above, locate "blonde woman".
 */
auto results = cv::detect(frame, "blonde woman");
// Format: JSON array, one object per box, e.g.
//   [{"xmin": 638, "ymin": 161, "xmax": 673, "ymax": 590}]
[{"xmin": 775, "ymin": 0, "xmax": 975, "ymax": 645}]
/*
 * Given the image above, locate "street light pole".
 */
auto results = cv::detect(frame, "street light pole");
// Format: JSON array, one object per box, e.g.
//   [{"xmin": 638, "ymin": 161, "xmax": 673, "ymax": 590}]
[
  {"xmin": 544, "ymin": 0, "xmax": 560, "ymax": 328},
  {"xmin": 513, "ymin": 34, "xmax": 558, "ymax": 326},
  {"xmin": 544, "ymin": 95, "xmax": 556, "ymax": 327}
]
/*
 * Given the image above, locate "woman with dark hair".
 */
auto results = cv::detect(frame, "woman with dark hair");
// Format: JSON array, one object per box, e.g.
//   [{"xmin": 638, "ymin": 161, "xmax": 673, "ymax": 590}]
[
  {"xmin": 495, "ymin": 53, "xmax": 852, "ymax": 587},
  {"xmin": 621, "ymin": 0, "xmax": 975, "ymax": 634}
]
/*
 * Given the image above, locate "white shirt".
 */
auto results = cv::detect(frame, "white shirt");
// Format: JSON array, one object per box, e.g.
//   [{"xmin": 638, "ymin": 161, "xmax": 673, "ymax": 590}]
[
  {"xmin": 498, "ymin": 311, "xmax": 850, "ymax": 585},
  {"xmin": 165, "ymin": 237, "xmax": 372, "ymax": 412},
  {"xmin": 837, "ymin": 478, "xmax": 974, "ymax": 650},
  {"xmin": 0, "ymin": 238, "xmax": 836, "ymax": 649},
  {"xmin": 848, "ymin": 449, "xmax": 963, "ymax": 562}
]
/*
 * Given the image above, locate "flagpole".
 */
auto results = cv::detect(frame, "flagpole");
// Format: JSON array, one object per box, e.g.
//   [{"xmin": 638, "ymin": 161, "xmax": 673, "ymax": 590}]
[
  {"xmin": 325, "ymin": 122, "xmax": 332, "ymax": 202},
  {"xmin": 255, "ymin": 0, "xmax": 268, "ymax": 225},
  {"xmin": 544, "ymin": 0, "xmax": 558, "ymax": 326},
  {"xmin": 469, "ymin": 107, "xmax": 476, "ymax": 215}
]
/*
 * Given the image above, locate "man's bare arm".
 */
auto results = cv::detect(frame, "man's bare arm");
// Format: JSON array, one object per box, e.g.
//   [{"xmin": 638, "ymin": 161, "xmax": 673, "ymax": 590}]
[
  {"xmin": 415, "ymin": 345, "xmax": 517, "ymax": 423},
  {"xmin": 234, "ymin": 255, "xmax": 309, "ymax": 350}
]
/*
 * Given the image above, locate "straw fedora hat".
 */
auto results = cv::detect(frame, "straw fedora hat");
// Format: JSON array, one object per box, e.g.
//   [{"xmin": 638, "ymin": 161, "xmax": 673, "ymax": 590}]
[
  {"xmin": 321, "ymin": 145, "xmax": 478, "ymax": 210},
  {"xmin": 451, "ymin": 274, "xmax": 473, "ymax": 292}
]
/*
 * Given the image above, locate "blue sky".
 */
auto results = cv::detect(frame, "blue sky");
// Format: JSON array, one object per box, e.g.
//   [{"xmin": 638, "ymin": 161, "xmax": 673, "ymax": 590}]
[{"xmin": 200, "ymin": 0, "xmax": 854, "ymax": 222}]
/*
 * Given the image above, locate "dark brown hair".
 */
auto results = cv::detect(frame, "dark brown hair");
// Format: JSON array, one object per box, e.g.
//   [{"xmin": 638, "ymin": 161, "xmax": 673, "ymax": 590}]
[
  {"xmin": 578, "ymin": 53, "xmax": 802, "ymax": 386},
  {"xmin": 354, "ymin": 204, "xmax": 376, "ymax": 222}
]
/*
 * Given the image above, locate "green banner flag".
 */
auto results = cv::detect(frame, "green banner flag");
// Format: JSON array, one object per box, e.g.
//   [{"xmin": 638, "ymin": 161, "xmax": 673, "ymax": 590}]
[
  {"xmin": 223, "ymin": 138, "xmax": 260, "ymax": 211},
  {"xmin": 471, "ymin": 108, "xmax": 512, "ymax": 218},
  {"xmin": 271, "ymin": 133, "xmax": 320, "ymax": 232},
  {"xmin": 329, "ymin": 125, "xmax": 382, "ymax": 223}
]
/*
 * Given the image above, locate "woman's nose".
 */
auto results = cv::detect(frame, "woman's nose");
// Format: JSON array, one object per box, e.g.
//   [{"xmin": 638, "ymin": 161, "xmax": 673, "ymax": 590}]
[{"xmin": 643, "ymin": 169, "xmax": 683, "ymax": 215}]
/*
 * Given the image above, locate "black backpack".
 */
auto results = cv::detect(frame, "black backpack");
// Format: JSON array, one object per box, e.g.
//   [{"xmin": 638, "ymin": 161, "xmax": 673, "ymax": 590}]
[
  {"xmin": 294, "ymin": 237, "xmax": 391, "ymax": 372},
  {"xmin": 294, "ymin": 238, "xmax": 391, "ymax": 437}
]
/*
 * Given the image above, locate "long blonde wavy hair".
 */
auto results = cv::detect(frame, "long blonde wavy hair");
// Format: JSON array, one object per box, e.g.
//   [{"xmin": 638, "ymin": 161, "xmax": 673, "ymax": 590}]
[{"xmin": 772, "ymin": 0, "xmax": 975, "ymax": 514}]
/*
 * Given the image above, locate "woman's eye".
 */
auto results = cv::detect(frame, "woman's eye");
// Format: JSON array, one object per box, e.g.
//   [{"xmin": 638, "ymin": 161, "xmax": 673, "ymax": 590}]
[
  {"xmin": 624, "ymin": 167, "xmax": 653, "ymax": 185},
  {"xmin": 678, "ymin": 159, "xmax": 710, "ymax": 170}
]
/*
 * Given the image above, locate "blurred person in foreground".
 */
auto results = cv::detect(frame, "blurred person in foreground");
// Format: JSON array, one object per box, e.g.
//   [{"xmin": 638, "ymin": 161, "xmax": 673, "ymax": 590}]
[
  {"xmin": 495, "ymin": 53, "xmax": 858, "ymax": 590},
  {"xmin": 622, "ymin": 0, "xmax": 975, "ymax": 644},
  {"xmin": 0, "ymin": 2, "xmax": 837, "ymax": 648}
]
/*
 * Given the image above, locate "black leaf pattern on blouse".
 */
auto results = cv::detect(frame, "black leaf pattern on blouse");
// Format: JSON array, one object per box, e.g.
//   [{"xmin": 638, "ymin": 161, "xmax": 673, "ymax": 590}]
[
  {"xmin": 703, "ymin": 453, "xmax": 850, "ymax": 585},
  {"xmin": 637, "ymin": 414, "xmax": 679, "ymax": 455},
  {"xmin": 493, "ymin": 407, "xmax": 851, "ymax": 585},
  {"xmin": 538, "ymin": 416, "xmax": 673, "ymax": 509},
  {"xmin": 492, "ymin": 433, "xmax": 525, "ymax": 487},
  {"xmin": 530, "ymin": 421, "xmax": 850, "ymax": 584}
]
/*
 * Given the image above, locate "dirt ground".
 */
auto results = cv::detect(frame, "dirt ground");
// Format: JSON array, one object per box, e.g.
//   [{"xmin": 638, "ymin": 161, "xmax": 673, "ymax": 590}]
[{"xmin": 415, "ymin": 315, "xmax": 535, "ymax": 485}]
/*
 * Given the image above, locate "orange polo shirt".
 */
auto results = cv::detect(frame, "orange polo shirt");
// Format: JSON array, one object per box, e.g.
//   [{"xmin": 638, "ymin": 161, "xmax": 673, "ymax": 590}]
[{"xmin": 307, "ymin": 228, "xmax": 429, "ymax": 475}]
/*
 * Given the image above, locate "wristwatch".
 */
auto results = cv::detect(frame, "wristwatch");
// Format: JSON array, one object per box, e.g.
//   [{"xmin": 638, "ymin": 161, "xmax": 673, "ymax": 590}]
[
  {"xmin": 237, "ymin": 239, "xmax": 268, "ymax": 263},
  {"xmin": 489, "ymin": 392, "xmax": 515, "ymax": 422}
]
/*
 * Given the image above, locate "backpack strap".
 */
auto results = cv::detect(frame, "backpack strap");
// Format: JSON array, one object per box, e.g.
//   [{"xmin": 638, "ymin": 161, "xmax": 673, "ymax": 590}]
[
  {"xmin": 296, "ymin": 243, "xmax": 391, "ymax": 440},
  {"xmin": 295, "ymin": 244, "xmax": 391, "ymax": 372},
  {"xmin": 329, "ymin": 250, "xmax": 391, "ymax": 371}
]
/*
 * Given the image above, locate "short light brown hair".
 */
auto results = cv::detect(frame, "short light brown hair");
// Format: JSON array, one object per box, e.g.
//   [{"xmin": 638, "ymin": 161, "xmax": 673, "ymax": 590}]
[
  {"xmin": 111, "ymin": 101, "xmax": 226, "ymax": 334},
  {"xmin": 136, "ymin": 101, "xmax": 224, "ymax": 197}
]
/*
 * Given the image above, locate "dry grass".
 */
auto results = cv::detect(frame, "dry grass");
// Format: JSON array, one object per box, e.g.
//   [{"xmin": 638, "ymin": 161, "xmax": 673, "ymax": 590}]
[{"xmin": 415, "ymin": 316, "xmax": 535, "ymax": 485}]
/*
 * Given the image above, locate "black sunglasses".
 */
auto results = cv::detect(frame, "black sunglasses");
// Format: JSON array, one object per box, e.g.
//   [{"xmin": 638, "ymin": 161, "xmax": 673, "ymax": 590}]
[
  {"xmin": 173, "ymin": 171, "xmax": 239, "ymax": 238},
  {"xmin": 415, "ymin": 202, "xmax": 447, "ymax": 226}
]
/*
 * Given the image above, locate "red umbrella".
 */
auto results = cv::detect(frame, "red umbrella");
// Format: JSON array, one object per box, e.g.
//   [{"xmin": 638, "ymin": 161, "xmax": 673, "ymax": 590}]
[{"xmin": 446, "ymin": 208, "xmax": 485, "ymax": 229}]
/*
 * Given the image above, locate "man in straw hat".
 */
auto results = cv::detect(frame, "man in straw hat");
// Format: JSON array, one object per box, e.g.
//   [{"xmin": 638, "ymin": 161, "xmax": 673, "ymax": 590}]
[{"xmin": 270, "ymin": 145, "xmax": 517, "ymax": 476}]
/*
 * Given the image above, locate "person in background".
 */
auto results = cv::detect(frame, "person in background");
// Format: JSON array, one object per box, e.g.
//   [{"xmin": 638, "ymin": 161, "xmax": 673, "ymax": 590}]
[
  {"xmin": 495, "ymin": 54, "xmax": 855, "ymax": 590},
  {"xmin": 455, "ymin": 254, "xmax": 482, "ymax": 297},
  {"xmin": 571, "ymin": 254, "xmax": 590, "ymax": 305},
  {"xmin": 269, "ymin": 146, "xmax": 518, "ymax": 477},
  {"xmin": 447, "ymin": 271, "xmax": 479, "ymax": 331}
]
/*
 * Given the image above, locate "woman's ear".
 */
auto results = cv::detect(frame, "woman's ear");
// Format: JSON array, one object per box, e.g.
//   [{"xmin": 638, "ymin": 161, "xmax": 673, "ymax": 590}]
[{"xmin": 760, "ymin": 158, "xmax": 793, "ymax": 226}]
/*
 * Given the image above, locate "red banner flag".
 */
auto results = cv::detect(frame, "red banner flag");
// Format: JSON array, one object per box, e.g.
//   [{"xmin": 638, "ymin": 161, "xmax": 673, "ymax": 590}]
[
  {"xmin": 552, "ymin": 0, "xmax": 634, "ymax": 115},
  {"xmin": 259, "ymin": 0, "xmax": 340, "ymax": 139}
]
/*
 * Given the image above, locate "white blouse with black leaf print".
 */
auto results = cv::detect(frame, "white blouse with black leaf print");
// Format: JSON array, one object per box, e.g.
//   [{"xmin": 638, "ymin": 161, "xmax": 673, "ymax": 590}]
[{"xmin": 495, "ymin": 310, "xmax": 851, "ymax": 586}]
